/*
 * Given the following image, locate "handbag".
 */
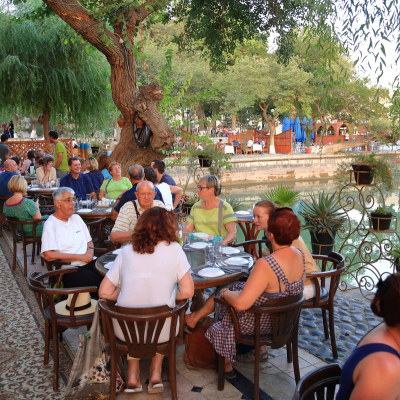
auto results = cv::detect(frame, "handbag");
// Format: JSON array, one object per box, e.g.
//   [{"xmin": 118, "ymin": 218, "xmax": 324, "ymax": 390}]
[
  {"xmin": 65, "ymin": 304, "xmax": 125, "ymax": 399},
  {"xmin": 184, "ymin": 316, "xmax": 217, "ymax": 369}
]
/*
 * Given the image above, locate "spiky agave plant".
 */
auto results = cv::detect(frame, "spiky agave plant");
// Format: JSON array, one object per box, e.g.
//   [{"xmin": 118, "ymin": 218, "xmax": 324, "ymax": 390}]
[
  {"xmin": 299, "ymin": 191, "xmax": 346, "ymax": 239},
  {"xmin": 260, "ymin": 185, "xmax": 301, "ymax": 207},
  {"xmin": 224, "ymin": 196, "xmax": 244, "ymax": 212}
]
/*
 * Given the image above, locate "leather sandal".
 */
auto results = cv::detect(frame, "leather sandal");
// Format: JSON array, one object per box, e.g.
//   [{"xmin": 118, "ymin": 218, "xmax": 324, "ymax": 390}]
[
  {"xmin": 224, "ymin": 363, "xmax": 236, "ymax": 380},
  {"xmin": 236, "ymin": 349, "xmax": 269, "ymax": 363}
]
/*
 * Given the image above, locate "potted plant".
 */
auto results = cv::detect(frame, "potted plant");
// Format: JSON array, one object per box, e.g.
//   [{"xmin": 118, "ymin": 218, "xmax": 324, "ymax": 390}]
[
  {"xmin": 182, "ymin": 196, "xmax": 196, "ymax": 215},
  {"xmin": 260, "ymin": 185, "xmax": 300, "ymax": 207},
  {"xmin": 350, "ymin": 153, "xmax": 393, "ymax": 190},
  {"xmin": 370, "ymin": 206, "xmax": 393, "ymax": 231},
  {"xmin": 299, "ymin": 191, "xmax": 346, "ymax": 255},
  {"xmin": 387, "ymin": 243, "xmax": 400, "ymax": 272}
]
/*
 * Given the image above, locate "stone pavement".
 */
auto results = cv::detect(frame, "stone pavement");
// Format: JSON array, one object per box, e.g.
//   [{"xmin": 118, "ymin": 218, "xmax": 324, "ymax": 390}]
[{"xmin": 1, "ymin": 229, "xmax": 383, "ymax": 399}]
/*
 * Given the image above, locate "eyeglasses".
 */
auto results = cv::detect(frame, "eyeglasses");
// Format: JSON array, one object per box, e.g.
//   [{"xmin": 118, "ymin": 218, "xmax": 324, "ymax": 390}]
[
  {"xmin": 271, "ymin": 207, "xmax": 293, "ymax": 220},
  {"xmin": 59, "ymin": 198, "xmax": 76, "ymax": 204},
  {"xmin": 197, "ymin": 185, "xmax": 209, "ymax": 191}
]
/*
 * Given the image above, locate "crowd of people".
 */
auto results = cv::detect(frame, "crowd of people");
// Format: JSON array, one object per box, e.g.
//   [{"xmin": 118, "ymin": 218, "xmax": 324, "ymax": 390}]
[{"xmin": 1, "ymin": 130, "xmax": 399, "ymax": 398}]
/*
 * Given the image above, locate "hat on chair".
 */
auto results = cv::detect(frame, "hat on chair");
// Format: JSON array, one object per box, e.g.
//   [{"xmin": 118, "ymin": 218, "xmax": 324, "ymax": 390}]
[{"xmin": 55, "ymin": 293, "xmax": 97, "ymax": 316}]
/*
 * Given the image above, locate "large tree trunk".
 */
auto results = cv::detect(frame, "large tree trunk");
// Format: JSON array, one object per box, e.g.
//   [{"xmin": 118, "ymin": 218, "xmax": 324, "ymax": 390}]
[
  {"xmin": 259, "ymin": 103, "xmax": 278, "ymax": 154},
  {"xmin": 38, "ymin": 108, "xmax": 50, "ymax": 140},
  {"xmin": 320, "ymin": 135, "xmax": 375, "ymax": 154},
  {"xmin": 196, "ymin": 103, "xmax": 206, "ymax": 132},
  {"xmin": 42, "ymin": 0, "xmax": 175, "ymax": 173},
  {"xmin": 232, "ymin": 115, "xmax": 236, "ymax": 131}
]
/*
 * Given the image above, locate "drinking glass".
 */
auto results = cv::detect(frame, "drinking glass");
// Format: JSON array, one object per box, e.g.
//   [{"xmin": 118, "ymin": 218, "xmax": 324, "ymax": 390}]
[
  {"xmin": 204, "ymin": 245, "xmax": 215, "ymax": 267},
  {"xmin": 56, "ymin": 178, "xmax": 60, "ymax": 188},
  {"xmin": 76, "ymin": 198, "xmax": 82, "ymax": 210},
  {"xmin": 214, "ymin": 239, "xmax": 223, "ymax": 258},
  {"xmin": 40, "ymin": 181, "xmax": 45, "ymax": 189},
  {"xmin": 182, "ymin": 232, "xmax": 191, "ymax": 249}
]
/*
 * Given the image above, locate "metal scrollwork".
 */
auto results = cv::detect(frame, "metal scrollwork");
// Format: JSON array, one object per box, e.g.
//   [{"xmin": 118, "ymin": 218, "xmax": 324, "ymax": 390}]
[{"xmin": 336, "ymin": 179, "xmax": 400, "ymax": 298}]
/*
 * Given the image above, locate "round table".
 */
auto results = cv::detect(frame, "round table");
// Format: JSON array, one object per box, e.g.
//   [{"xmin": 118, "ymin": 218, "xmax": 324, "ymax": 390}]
[
  {"xmin": 75, "ymin": 207, "xmax": 112, "ymax": 220},
  {"xmin": 235, "ymin": 211, "xmax": 262, "ymax": 256},
  {"xmin": 95, "ymin": 247, "xmax": 254, "ymax": 290},
  {"xmin": 26, "ymin": 187, "xmax": 58, "ymax": 196},
  {"xmin": 24, "ymin": 176, "xmax": 36, "ymax": 184}
]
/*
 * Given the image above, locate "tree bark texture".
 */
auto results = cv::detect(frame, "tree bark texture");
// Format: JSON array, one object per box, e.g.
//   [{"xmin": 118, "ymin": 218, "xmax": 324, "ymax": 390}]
[
  {"xmin": 320, "ymin": 135, "xmax": 375, "ymax": 154},
  {"xmin": 38, "ymin": 108, "xmax": 50, "ymax": 140},
  {"xmin": 259, "ymin": 103, "xmax": 278, "ymax": 153},
  {"xmin": 41, "ymin": 0, "xmax": 175, "ymax": 173}
]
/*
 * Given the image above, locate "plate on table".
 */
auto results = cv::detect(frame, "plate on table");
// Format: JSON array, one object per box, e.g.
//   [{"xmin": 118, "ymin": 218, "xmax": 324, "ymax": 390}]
[
  {"xmin": 192, "ymin": 232, "xmax": 210, "ymax": 240},
  {"xmin": 112, "ymin": 248, "xmax": 122, "ymax": 255},
  {"xmin": 28, "ymin": 187, "xmax": 41, "ymax": 191},
  {"xmin": 235, "ymin": 211, "xmax": 251, "ymax": 215},
  {"xmin": 222, "ymin": 247, "xmax": 240, "ymax": 255},
  {"xmin": 198, "ymin": 267, "xmax": 225, "ymax": 278},
  {"xmin": 104, "ymin": 262, "xmax": 114, "ymax": 269},
  {"xmin": 189, "ymin": 242, "xmax": 208, "ymax": 250},
  {"xmin": 224, "ymin": 257, "xmax": 248, "ymax": 266},
  {"xmin": 77, "ymin": 209, "xmax": 93, "ymax": 214}
]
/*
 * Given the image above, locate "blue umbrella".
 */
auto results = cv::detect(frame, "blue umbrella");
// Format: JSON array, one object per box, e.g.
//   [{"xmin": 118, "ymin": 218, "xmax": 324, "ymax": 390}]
[
  {"xmin": 302, "ymin": 117, "xmax": 307, "ymax": 142},
  {"xmin": 294, "ymin": 117, "xmax": 302, "ymax": 142},
  {"xmin": 289, "ymin": 117, "xmax": 294, "ymax": 131},
  {"xmin": 282, "ymin": 117, "xmax": 289, "ymax": 132},
  {"xmin": 309, "ymin": 117, "xmax": 314, "ymax": 142}
]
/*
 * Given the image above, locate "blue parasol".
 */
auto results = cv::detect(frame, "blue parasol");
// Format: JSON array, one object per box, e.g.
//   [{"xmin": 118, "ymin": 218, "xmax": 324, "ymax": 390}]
[
  {"xmin": 282, "ymin": 117, "xmax": 289, "ymax": 132},
  {"xmin": 294, "ymin": 117, "xmax": 302, "ymax": 142},
  {"xmin": 302, "ymin": 117, "xmax": 307, "ymax": 142},
  {"xmin": 309, "ymin": 117, "xmax": 314, "ymax": 142}
]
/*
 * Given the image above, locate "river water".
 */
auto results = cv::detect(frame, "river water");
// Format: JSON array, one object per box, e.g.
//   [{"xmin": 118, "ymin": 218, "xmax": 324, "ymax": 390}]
[{"xmin": 187, "ymin": 177, "xmax": 400, "ymax": 292}]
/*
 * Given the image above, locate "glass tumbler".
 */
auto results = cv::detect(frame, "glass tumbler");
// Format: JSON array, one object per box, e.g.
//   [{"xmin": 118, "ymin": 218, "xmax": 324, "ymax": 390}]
[
  {"xmin": 204, "ymin": 245, "xmax": 215, "ymax": 267},
  {"xmin": 182, "ymin": 232, "xmax": 191, "ymax": 249}
]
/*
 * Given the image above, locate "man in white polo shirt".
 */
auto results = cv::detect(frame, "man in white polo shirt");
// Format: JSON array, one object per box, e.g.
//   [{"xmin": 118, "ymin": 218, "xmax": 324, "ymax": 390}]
[
  {"xmin": 41, "ymin": 187, "xmax": 103, "ymax": 297},
  {"xmin": 110, "ymin": 181, "xmax": 166, "ymax": 244}
]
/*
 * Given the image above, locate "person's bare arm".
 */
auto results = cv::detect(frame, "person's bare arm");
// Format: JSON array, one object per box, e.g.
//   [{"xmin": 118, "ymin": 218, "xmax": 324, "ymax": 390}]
[
  {"xmin": 90, "ymin": 191, "xmax": 96, "ymax": 199},
  {"xmin": 99, "ymin": 189, "xmax": 105, "ymax": 199},
  {"xmin": 183, "ymin": 222, "xmax": 194, "ymax": 233},
  {"xmin": 4, "ymin": 154, "xmax": 9, "ymax": 160},
  {"xmin": 54, "ymin": 152, "xmax": 63, "ymax": 169},
  {"xmin": 111, "ymin": 195, "xmax": 122, "ymax": 220},
  {"xmin": 110, "ymin": 230, "xmax": 133, "ymax": 243},
  {"xmin": 99, "ymin": 276, "xmax": 120, "ymax": 301},
  {"xmin": 222, "ymin": 221, "xmax": 237, "ymax": 245},
  {"xmin": 32, "ymin": 199, "xmax": 42, "ymax": 220},
  {"xmin": 43, "ymin": 240, "xmax": 94, "ymax": 264},
  {"xmin": 170, "ymin": 185, "xmax": 183, "ymax": 209},
  {"xmin": 176, "ymin": 271, "xmax": 195, "ymax": 300}
]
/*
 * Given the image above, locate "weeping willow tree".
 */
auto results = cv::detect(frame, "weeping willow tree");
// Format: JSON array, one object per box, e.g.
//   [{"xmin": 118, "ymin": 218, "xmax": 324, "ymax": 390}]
[{"xmin": 0, "ymin": 12, "xmax": 113, "ymax": 138}]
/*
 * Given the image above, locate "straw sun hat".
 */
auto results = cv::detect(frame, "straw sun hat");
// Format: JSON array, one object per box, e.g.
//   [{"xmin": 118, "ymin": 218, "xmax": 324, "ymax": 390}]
[{"xmin": 55, "ymin": 293, "xmax": 97, "ymax": 316}]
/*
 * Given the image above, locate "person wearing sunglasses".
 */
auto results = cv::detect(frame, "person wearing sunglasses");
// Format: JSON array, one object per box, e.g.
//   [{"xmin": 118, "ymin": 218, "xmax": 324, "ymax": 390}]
[
  {"xmin": 336, "ymin": 273, "xmax": 400, "ymax": 400},
  {"xmin": 182, "ymin": 175, "xmax": 237, "ymax": 245},
  {"xmin": 185, "ymin": 207, "xmax": 305, "ymax": 377}
]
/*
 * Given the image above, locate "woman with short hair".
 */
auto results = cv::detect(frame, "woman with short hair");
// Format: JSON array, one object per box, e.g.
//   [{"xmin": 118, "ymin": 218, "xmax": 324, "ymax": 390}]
[
  {"xmin": 3, "ymin": 175, "xmax": 48, "ymax": 236},
  {"xmin": 336, "ymin": 273, "xmax": 400, "ymax": 400},
  {"xmin": 99, "ymin": 207, "xmax": 194, "ymax": 393},
  {"xmin": 97, "ymin": 153, "xmax": 112, "ymax": 179},
  {"xmin": 86, "ymin": 157, "xmax": 104, "ymax": 191},
  {"xmin": 183, "ymin": 174, "xmax": 237, "ymax": 245},
  {"xmin": 21, "ymin": 150, "xmax": 36, "ymax": 175},
  {"xmin": 99, "ymin": 161, "xmax": 132, "ymax": 200},
  {"xmin": 36, "ymin": 156, "xmax": 56, "ymax": 183}
]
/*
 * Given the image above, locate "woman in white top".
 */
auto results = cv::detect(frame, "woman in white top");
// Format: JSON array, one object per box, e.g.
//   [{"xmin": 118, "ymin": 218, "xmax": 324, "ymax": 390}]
[
  {"xmin": 144, "ymin": 167, "xmax": 182, "ymax": 210},
  {"xmin": 99, "ymin": 207, "xmax": 194, "ymax": 394},
  {"xmin": 36, "ymin": 156, "xmax": 57, "ymax": 183}
]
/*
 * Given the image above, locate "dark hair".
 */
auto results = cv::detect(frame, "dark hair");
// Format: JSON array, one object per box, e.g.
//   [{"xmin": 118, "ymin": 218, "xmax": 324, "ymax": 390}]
[
  {"xmin": 48, "ymin": 130, "xmax": 58, "ymax": 139},
  {"xmin": 152, "ymin": 159, "xmax": 165, "ymax": 174},
  {"xmin": 11, "ymin": 156, "xmax": 20, "ymax": 165},
  {"xmin": 27, "ymin": 150, "xmax": 36, "ymax": 160},
  {"xmin": 43, "ymin": 156, "xmax": 53, "ymax": 165},
  {"xmin": 97, "ymin": 153, "xmax": 111, "ymax": 172},
  {"xmin": 68, "ymin": 156, "xmax": 80, "ymax": 166},
  {"xmin": 1, "ymin": 133, "xmax": 8, "ymax": 142},
  {"xmin": 371, "ymin": 273, "xmax": 400, "ymax": 327},
  {"xmin": 131, "ymin": 207, "xmax": 179, "ymax": 254},
  {"xmin": 267, "ymin": 208, "xmax": 300, "ymax": 246},
  {"xmin": 144, "ymin": 167, "xmax": 158, "ymax": 184},
  {"xmin": 128, "ymin": 165, "xmax": 144, "ymax": 180}
]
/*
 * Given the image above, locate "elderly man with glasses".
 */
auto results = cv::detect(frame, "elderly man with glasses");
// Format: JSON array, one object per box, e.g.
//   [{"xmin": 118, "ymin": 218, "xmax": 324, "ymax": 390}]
[
  {"xmin": 41, "ymin": 187, "xmax": 103, "ymax": 297},
  {"xmin": 183, "ymin": 174, "xmax": 237, "ymax": 245}
]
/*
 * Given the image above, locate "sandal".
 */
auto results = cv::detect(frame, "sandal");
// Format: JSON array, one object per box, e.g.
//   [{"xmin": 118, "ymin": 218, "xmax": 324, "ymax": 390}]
[
  {"xmin": 236, "ymin": 349, "xmax": 269, "ymax": 363},
  {"xmin": 224, "ymin": 363, "xmax": 236, "ymax": 380}
]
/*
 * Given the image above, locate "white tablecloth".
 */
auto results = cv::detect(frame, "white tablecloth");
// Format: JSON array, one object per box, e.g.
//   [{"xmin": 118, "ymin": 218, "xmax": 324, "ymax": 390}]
[
  {"xmin": 252, "ymin": 144, "xmax": 263, "ymax": 153},
  {"xmin": 224, "ymin": 145, "xmax": 235, "ymax": 154}
]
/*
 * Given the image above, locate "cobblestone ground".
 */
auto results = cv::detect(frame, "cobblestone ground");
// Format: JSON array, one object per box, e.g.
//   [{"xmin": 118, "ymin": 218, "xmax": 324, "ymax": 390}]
[{"xmin": 298, "ymin": 293, "xmax": 381, "ymax": 364}]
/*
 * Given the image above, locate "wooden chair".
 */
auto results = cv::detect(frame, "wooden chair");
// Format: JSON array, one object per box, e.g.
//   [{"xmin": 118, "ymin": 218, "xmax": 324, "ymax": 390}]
[
  {"xmin": 86, "ymin": 217, "xmax": 107, "ymax": 247},
  {"xmin": 231, "ymin": 238, "xmax": 272, "ymax": 260},
  {"xmin": 6, "ymin": 216, "xmax": 47, "ymax": 276},
  {"xmin": 99, "ymin": 299, "xmax": 189, "ymax": 400},
  {"xmin": 292, "ymin": 364, "xmax": 342, "ymax": 400},
  {"xmin": 305, "ymin": 252, "xmax": 345, "ymax": 359},
  {"xmin": 0, "ymin": 194, "xmax": 11, "ymax": 237},
  {"xmin": 214, "ymin": 293, "xmax": 305, "ymax": 400},
  {"xmin": 28, "ymin": 269, "xmax": 97, "ymax": 391}
]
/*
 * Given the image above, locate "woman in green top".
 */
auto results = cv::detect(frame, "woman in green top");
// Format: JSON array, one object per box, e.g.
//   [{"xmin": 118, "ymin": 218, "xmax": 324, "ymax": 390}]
[
  {"xmin": 99, "ymin": 162, "xmax": 132, "ymax": 200},
  {"xmin": 183, "ymin": 175, "xmax": 237, "ymax": 245},
  {"xmin": 3, "ymin": 175, "xmax": 48, "ymax": 237}
]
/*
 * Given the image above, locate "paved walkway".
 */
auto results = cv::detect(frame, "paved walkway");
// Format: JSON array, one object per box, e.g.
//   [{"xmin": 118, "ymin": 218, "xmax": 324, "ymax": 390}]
[{"xmin": 0, "ymin": 230, "xmax": 382, "ymax": 399}]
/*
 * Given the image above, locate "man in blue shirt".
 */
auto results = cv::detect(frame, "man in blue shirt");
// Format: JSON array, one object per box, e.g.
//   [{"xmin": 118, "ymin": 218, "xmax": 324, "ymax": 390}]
[
  {"xmin": 111, "ymin": 164, "xmax": 164, "ymax": 220},
  {"xmin": 0, "ymin": 159, "xmax": 19, "ymax": 195},
  {"xmin": 60, "ymin": 157, "xmax": 95, "ymax": 200},
  {"xmin": 151, "ymin": 159, "xmax": 177, "ymax": 204}
]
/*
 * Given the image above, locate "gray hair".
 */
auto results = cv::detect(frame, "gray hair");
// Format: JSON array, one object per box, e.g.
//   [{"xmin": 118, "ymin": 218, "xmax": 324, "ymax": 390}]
[
  {"xmin": 53, "ymin": 187, "xmax": 75, "ymax": 202},
  {"xmin": 128, "ymin": 164, "xmax": 144, "ymax": 180},
  {"xmin": 137, "ymin": 180, "xmax": 155, "ymax": 193},
  {"xmin": 199, "ymin": 174, "xmax": 220, "ymax": 196}
]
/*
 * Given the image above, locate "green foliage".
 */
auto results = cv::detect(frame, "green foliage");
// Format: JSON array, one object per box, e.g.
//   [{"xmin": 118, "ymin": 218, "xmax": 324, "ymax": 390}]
[
  {"xmin": 373, "ymin": 206, "xmax": 390, "ymax": 215},
  {"xmin": 387, "ymin": 243, "xmax": 400, "ymax": 260},
  {"xmin": 299, "ymin": 192, "xmax": 346, "ymax": 238},
  {"xmin": 260, "ymin": 185, "xmax": 301, "ymax": 208},
  {"xmin": 0, "ymin": 12, "xmax": 115, "ymax": 133},
  {"xmin": 224, "ymin": 196, "xmax": 243, "ymax": 212}
]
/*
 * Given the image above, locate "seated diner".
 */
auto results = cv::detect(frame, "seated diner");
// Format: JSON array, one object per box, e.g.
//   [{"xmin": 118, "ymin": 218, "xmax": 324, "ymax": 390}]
[
  {"xmin": 99, "ymin": 207, "xmax": 194, "ymax": 393},
  {"xmin": 86, "ymin": 157, "xmax": 104, "ymax": 191},
  {"xmin": 3, "ymin": 175, "xmax": 48, "ymax": 236},
  {"xmin": 99, "ymin": 162, "xmax": 132, "ymax": 200},
  {"xmin": 183, "ymin": 174, "xmax": 237, "ymax": 246},
  {"xmin": 36, "ymin": 156, "xmax": 57, "ymax": 183},
  {"xmin": 185, "ymin": 207, "xmax": 305, "ymax": 376}
]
